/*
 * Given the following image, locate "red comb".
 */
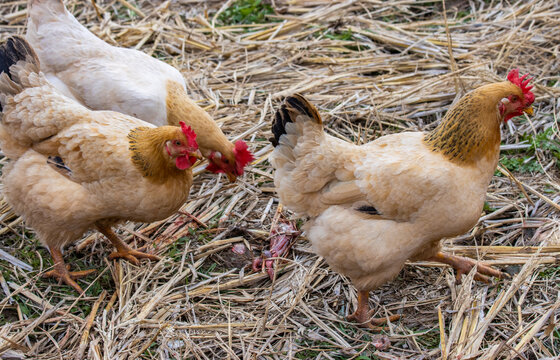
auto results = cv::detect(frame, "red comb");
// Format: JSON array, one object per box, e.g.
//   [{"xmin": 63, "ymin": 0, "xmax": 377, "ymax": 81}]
[
  {"xmin": 179, "ymin": 121, "xmax": 198, "ymax": 150},
  {"xmin": 507, "ymin": 68, "xmax": 535, "ymax": 104},
  {"xmin": 233, "ymin": 140, "xmax": 254, "ymax": 175}
]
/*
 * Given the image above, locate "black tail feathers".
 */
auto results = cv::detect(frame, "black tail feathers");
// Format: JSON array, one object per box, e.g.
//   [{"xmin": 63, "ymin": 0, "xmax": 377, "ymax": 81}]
[
  {"xmin": 0, "ymin": 36, "xmax": 39, "ymax": 79},
  {"xmin": 0, "ymin": 36, "xmax": 40, "ymax": 112},
  {"xmin": 270, "ymin": 93, "xmax": 322, "ymax": 147}
]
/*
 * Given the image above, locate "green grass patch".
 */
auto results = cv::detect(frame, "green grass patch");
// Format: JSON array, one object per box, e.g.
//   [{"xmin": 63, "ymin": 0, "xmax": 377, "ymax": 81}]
[
  {"xmin": 218, "ymin": 0, "xmax": 277, "ymax": 26},
  {"xmin": 0, "ymin": 229, "xmax": 111, "ymax": 312},
  {"xmin": 524, "ymin": 127, "xmax": 560, "ymax": 163},
  {"xmin": 315, "ymin": 29, "xmax": 364, "ymax": 51},
  {"xmin": 166, "ymin": 236, "xmax": 190, "ymax": 261},
  {"xmin": 538, "ymin": 266, "xmax": 560, "ymax": 279},
  {"xmin": 483, "ymin": 201, "xmax": 496, "ymax": 213},
  {"xmin": 456, "ymin": 10, "xmax": 471, "ymax": 19},
  {"xmin": 112, "ymin": 2, "xmax": 139, "ymax": 21},
  {"xmin": 323, "ymin": 29, "xmax": 355, "ymax": 42},
  {"xmin": 498, "ymin": 156, "xmax": 542, "ymax": 174},
  {"xmin": 292, "ymin": 326, "xmax": 379, "ymax": 359},
  {"xmin": 152, "ymin": 50, "xmax": 170, "ymax": 60},
  {"xmin": 498, "ymin": 126, "xmax": 560, "ymax": 175},
  {"xmin": 198, "ymin": 261, "xmax": 218, "ymax": 276},
  {"xmin": 414, "ymin": 328, "xmax": 441, "ymax": 349},
  {"xmin": 294, "ymin": 342, "xmax": 376, "ymax": 360}
]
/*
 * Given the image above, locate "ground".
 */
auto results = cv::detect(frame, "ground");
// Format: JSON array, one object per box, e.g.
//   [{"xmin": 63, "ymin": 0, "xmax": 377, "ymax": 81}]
[{"xmin": 0, "ymin": 0, "xmax": 559, "ymax": 359}]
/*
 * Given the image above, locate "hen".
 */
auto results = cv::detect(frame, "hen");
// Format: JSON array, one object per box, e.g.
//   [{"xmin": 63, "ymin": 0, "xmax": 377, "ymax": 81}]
[
  {"xmin": 0, "ymin": 37, "xmax": 200, "ymax": 294},
  {"xmin": 26, "ymin": 0, "xmax": 253, "ymax": 182},
  {"xmin": 270, "ymin": 71, "xmax": 534, "ymax": 328}
]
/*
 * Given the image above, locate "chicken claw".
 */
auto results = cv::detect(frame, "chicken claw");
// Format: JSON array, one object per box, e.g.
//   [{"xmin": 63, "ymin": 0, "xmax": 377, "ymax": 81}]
[
  {"xmin": 43, "ymin": 248, "xmax": 95, "ymax": 294},
  {"xmin": 107, "ymin": 247, "xmax": 161, "ymax": 265},
  {"xmin": 96, "ymin": 223, "xmax": 160, "ymax": 266},
  {"xmin": 430, "ymin": 252, "xmax": 508, "ymax": 283},
  {"xmin": 252, "ymin": 220, "xmax": 299, "ymax": 279},
  {"xmin": 348, "ymin": 290, "xmax": 402, "ymax": 330}
]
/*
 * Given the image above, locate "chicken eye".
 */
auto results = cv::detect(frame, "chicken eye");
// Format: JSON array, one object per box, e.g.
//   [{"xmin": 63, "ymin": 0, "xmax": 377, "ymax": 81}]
[
  {"xmin": 175, "ymin": 140, "xmax": 181, "ymax": 146},
  {"xmin": 511, "ymin": 95, "xmax": 519, "ymax": 102}
]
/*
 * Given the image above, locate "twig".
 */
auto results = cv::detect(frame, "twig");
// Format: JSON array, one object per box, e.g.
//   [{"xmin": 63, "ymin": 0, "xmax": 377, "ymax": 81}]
[{"xmin": 75, "ymin": 290, "xmax": 107, "ymax": 360}]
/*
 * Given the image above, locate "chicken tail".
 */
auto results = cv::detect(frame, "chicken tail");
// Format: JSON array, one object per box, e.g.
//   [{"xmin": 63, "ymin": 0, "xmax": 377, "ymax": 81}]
[
  {"xmin": 271, "ymin": 93, "xmax": 322, "ymax": 147},
  {"xmin": 270, "ymin": 94, "xmax": 349, "ymax": 216},
  {"xmin": 0, "ymin": 36, "xmax": 39, "ymax": 78},
  {"xmin": 0, "ymin": 36, "xmax": 90, "ymax": 158},
  {"xmin": 0, "ymin": 37, "xmax": 42, "ymax": 158},
  {"xmin": 0, "ymin": 36, "xmax": 41, "ymax": 111}
]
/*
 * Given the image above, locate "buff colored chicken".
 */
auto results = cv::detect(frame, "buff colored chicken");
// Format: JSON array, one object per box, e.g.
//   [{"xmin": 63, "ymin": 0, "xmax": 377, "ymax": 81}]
[
  {"xmin": 26, "ymin": 0, "xmax": 253, "ymax": 182},
  {"xmin": 270, "ymin": 71, "xmax": 534, "ymax": 328},
  {"xmin": 0, "ymin": 37, "xmax": 201, "ymax": 294}
]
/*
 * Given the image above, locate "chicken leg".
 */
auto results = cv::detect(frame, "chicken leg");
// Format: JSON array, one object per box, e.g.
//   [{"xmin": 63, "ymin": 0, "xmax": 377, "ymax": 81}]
[
  {"xmin": 430, "ymin": 252, "xmax": 506, "ymax": 283},
  {"xmin": 347, "ymin": 290, "xmax": 402, "ymax": 329},
  {"xmin": 96, "ymin": 223, "xmax": 160, "ymax": 265},
  {"xmin": 43, "ymin": 247, "xmax": 96, "ymax": 294}
]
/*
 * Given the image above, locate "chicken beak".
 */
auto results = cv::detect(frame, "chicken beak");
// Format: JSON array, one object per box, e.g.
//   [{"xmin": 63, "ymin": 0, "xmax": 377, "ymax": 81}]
[
  {"xmin": 191, "ymin": 150, "xmax": 203, "ymax": 160},
  {"xmin": 225, "ymin": 171, "xmax": 237, "ymax": 183},
  {"xmin": 523, "ymin": 106, "xmax": 534, "ymax": 116}
]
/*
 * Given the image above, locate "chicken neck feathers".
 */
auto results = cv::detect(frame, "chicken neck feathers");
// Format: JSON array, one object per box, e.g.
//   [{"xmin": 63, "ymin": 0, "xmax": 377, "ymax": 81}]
[
  {"xmin": 128, "ymin": 124, "xmax": 193, "ymax": 182},
  {"xmin": 165, "ymin": 81, "xmax": 233, "ymax": 158},
  {"xmin": 424, "ymin": 81, "xmax": 521, "ymax": 164}
]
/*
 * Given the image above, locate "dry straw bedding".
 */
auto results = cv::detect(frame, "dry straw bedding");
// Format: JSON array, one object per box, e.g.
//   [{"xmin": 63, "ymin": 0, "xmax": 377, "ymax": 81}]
[{"xmin": 0, "ymin": 0, "xmax": 559, "ymax": 359}]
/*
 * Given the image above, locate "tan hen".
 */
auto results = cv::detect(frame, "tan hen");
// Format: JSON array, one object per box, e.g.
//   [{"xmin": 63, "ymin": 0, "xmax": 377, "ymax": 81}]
[
  {"xmin": 270, "ymin": 72, "xmax": 534, "ymax": 327},
  {"xmin": 0, "ymin": 37, "xmax": 200, "ymax": 293}
]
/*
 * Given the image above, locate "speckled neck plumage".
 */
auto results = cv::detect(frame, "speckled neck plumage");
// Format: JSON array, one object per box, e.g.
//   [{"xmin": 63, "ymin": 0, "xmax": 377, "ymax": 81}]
[
  {"xmin": 128, "ymin": 126, "xmax": 189, "ymax": 182},
  {"xmin": 424, "ymin": 81, "xmax": 521, "ymax": 165}
]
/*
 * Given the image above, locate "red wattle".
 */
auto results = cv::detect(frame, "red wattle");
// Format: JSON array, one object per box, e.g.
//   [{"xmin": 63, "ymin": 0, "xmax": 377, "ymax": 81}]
[{"xmin": 175, "ymin": 156, "xmax": 192, "ymax": 170}]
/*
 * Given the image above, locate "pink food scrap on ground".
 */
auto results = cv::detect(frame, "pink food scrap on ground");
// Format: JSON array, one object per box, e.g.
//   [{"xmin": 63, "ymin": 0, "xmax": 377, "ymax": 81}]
[{"xmin": 252, "ymin": 220, "xmax": 299, "ymax": 280}]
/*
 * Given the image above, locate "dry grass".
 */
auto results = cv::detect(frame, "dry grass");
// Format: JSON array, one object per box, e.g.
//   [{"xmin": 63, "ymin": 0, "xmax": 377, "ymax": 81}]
[{"xmin": 0, "ymin": 0, "xmax": 559, "ymax": 359}]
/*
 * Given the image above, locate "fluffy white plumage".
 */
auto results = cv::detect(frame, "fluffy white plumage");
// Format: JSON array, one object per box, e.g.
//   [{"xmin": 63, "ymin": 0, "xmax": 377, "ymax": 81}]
[{"xmin": 26, "ymin": 0, "xmax": 184, "ymax": 126}]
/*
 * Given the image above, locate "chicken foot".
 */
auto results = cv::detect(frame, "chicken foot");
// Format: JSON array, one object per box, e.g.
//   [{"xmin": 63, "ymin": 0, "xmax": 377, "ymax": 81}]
[
  {"xmin": 348, "ymin": 290, "xmax": 402, "ymax": 330},
  {"xmin": 96, "ymin": 223, "xmax": 160, "ymax": 265},
  {"xmin": 430, "ymin": 252, "xmax": 506, "ymax": 283},
  {"xmin": 43, "ymin": 247, "xmax": 96, "ymax": 294}
]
